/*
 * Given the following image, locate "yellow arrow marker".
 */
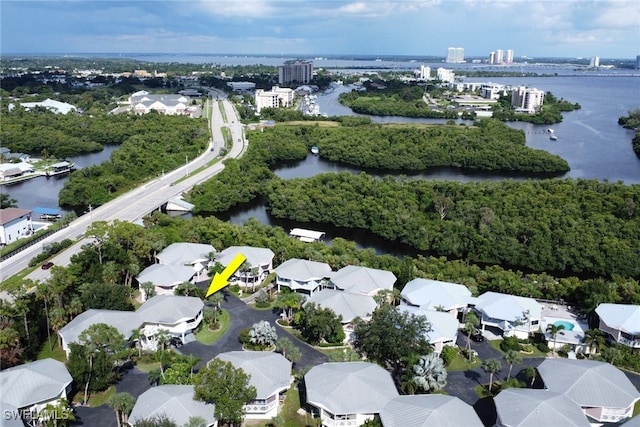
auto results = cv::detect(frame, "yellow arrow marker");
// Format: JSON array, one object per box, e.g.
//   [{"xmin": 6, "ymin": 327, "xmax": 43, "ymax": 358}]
[{"xmin": 205, "ymin": 253, "xmax": 246, "ymax": 298}]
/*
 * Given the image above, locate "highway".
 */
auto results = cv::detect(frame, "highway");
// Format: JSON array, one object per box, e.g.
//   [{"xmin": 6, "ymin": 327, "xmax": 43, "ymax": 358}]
[{"xmin": 0, "ymin": 94, "xmax": 247, "ymax": 283}]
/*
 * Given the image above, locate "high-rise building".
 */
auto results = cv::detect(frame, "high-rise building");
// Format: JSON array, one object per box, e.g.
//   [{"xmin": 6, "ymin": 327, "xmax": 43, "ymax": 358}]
[
  {"xmin": 495, "ymin": 49, "xmax": 504, "ymax": 65},
  {"xmin": 489, "ymin": 51, "xmax": 496, "ymax": 65},
  {"xmin": 419, "ymin": 65, "xmax": 431, "ymax": 80},
  {"xmin": 589, "ymin": 56, "xmax": 600, "ymax": 68},
  {"xmin": 254, "ymin": 86, "xmax": 294, "ymax": 113},
  {"xmin": 437, "ymin": 67, "xmax": 455, "ymax": 83},
  {"xmin": 446, "ymin": 47, "xmax": 465, "ymax": 63},
  {"xmin": 636, "ymin": 55, "xmax": 640, "ymax": 69},
  {"xmin": 278, "ymin": 60, "xmax": 313, "ymax": 86},
  {"xmin": 505, "ymin": 49, "xmax": 514, "ymax": 64},
  {"xmin": 511, "ymin": 86, "xmax": 545, "ymax": 113}
]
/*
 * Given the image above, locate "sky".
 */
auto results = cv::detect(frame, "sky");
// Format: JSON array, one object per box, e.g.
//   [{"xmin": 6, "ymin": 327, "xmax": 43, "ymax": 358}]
[{"xmin": 1, "ymin": 0, "xmax": 639, "ymax": 59}]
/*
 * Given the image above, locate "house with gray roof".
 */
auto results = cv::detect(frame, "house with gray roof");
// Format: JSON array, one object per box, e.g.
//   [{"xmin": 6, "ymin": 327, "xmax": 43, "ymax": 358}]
[
  {"xmin": 0, "ymin": 401, "xmax": 24, "ymax": 427},
  {"xmin": 217, "ymin": 246, "xmax": 275, "ymax": 289},
  {"xmin": 275, "ymin": 258, "xmax": 332, "ymax": 296},
  {"xmin": 216, "ymin": 351, "xmax": 292, "ymax": 420},
  {"xmin": 0, "ymin": 358, "xmax": 73, "ymax": 425},
  {"xmin": 624, "ymin": 415, "xmax": 640, "ymax": 426},
  {"xmin": 472, "ymin": 291, "xmax": 541, "ymax": 339},
  {"xmin": 136, "ymin": 263, "xmax": 196, "ymax": 300},
  {"xmin": 494, "ymin": 388, "xmax": 590, "ymax": 427},
  {"xmin": 380, "ymin": 394, "xmax": 483, "ymax": 427},
  {"xmin": 20, "ymin": 98, "xmax": 77, "ymax": 114},
  {"xmin": 156, "ymin": 242, "xmax": 215, "ymax": 282},
  {"xmin": 128, "ymin": 385, "xmax": 217, "ymax": 427},
  {"xmin": 305, "ymin": 289, "xmax": 376, "ymax": 342},
  {"xmin": 329, "ymin": 266, "xmax": 396, "ymax": 296},
  {"xmin": 305, "ymin": 362, "xmax": 399, "ymax": 426},
  {"xmin": 58, "ymin": 309, "xmax": 142, "ymax": 358},
  {"xmin": 400, "ymin": 278, "xmax": 471, "ymax": 319},
  {"xmin": 136, "ymin": 295, "xmax": 204, "ymax": 349},
  {"xmin": 537, "ymin": 358, "xmax": 640, "ymax": 424},
  {"xmin": 596, "ymin": 303, "xmax": 640, "ymax": 349},
  {"xmin": 129, "ymin": 92, "xmax": 190, "ymax": 116},
  {"xmin": 398, "ymin": 306, "xmax": 459, "ymax": 355}
]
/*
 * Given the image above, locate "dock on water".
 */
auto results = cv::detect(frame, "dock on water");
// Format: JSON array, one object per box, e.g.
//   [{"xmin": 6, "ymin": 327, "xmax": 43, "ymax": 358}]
[{"xmin": 289, "ymin": 228, "xmax": 326, "ymax": 243}]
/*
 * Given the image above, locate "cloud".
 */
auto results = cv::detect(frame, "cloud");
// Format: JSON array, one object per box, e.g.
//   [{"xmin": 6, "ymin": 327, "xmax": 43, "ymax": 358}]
[{"xmin": 594, "ymin": 0, "xmax": 640, "ymax": 29}]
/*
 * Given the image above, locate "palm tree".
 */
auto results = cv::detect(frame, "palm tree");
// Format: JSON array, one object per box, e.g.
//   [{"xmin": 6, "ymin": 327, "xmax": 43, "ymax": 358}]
[
  {"xmin": 583, "ymin": 328, "xmax": 605, "ymax": 356},
  {"xmin": 411, "ymin": 353, "xmax": 448, "ymax": 392},
  {"xmin": 107, "ymin": 392, "xmax": 136, "ymax": 427},
  {"xmin": 464, "ymin": 311, "xmax": 480, "ymax": 357},
  {"xmin": 546, "ymin": 323, "xmax": 566, "ymax": 355},
  {"xmin": 504, "ymin": 349, "xmax": 523, "ymax": 380},
  {"xmin": 482, "ymin": 358, "xmax": 502, "ymax": 393},
  {"xmin": 523, "ymin": 366, "xmax": 537, "ymax": 387},
  {"xmin": 155, "ymin": 329, "xmax": 172, "ymax": 351},
  {"xmin": 0, "ymin": 194, "xmax": 18, "ymax": 209}
]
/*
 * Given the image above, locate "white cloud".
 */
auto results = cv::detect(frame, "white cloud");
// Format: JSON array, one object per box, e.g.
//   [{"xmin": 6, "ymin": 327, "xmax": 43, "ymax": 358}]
[{"xmin": 594, "ymin": 1, "xmax": 640, "ymax": 29}]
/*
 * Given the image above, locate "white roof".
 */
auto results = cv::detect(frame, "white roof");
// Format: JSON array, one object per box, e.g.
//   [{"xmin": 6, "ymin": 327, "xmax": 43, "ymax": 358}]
[
  {"xmin": 216, "ymin": 351, "xmax": 291, "ymax": 400},
  {"xmin": 21, "ymin": 98, "xmax": 77, "ymax": 114},
  {"xmin": 380, "ymin": 394, "xmax": 483, "ymax": 427},
  {"xmin": 398, "ymin": 306, "xmax": 459, "ymax": 344},
  {"xmin": 217, "ymin": 246, "xmax": 274, "ymax": 267},
  {"xmin": 275, "ymin": 258, "xmax": 332, "ymax": 282},
  {"xmin": 156, "ymin": 242, "xmax": 215, "ymax": 266},
  {"xmin": 401, "ymin": 278, "xmax": 471, "ymax": 310},
  {"xmin": 58, "ymin": 309, "xmax": 142, "ymax": 346},
  {"xmin": 495, "ymin": 388, "xmax": 590, "ymax": 427},
  {"xmin": 474, "ymin": 292, "xmax": 542, "ymax": 322},
  {"xmin": 0, "ymin": 401, "xmax": 24, "ymax": 426},
  {"xmin": 537, "ymin": 359, "xmax": 640, "ymax": 409},
  {"xmin": 0, "ymin": 358, "xmax": 72, "ymax": 409},
  {"xmin": 305, "ymin": 362, "xmax": 398, "ymax": 415},
  {"xmin": 128, "ymin": 385, "xmax": 216, "ymax": 426},
  {"xmin": 596, "ymin": 304, "xmax": 640, "ymax": 336},
  {"xmin": 290, "ymin": 228, "xmax": 325, "ymax": 241},
  {"xmin": 136, "ymin": 263, "xmax": 195, "ymax": 287},
  {"xmin": 330, "ymin": 266, "xmax": 396, "ymax": 295},
  {"xmin": 137, "ymin": 295, "xmax": 204, "ymax": 324},
  {"xmin": 305, "ymin": 289, "xmax": 376, "ymax": 323}
]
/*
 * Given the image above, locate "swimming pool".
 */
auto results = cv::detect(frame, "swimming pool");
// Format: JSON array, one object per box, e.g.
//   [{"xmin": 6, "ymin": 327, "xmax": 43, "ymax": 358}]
[{"xmin": 553, "ymin": 320, "xmax": 575, "ymax": 331}]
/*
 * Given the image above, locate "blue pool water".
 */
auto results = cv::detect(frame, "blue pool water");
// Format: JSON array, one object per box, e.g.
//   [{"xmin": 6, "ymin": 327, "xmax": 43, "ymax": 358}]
[{"xmin": 554, "ymin": 320, "xmax": 575, "ymax": 331}]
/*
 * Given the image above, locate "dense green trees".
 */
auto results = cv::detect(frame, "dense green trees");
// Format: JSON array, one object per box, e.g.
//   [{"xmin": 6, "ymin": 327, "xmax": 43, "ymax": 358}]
[
  {"xmin": 618, "ymin": 109, "xmax": 640, "ymax": 157},
  {"xmin": 293, "ymin": 303, "xmax": 345, "ymax": 345},
  {"xmin": 491, "ymin": 92, "xmax": 581, "ymax": 124}
]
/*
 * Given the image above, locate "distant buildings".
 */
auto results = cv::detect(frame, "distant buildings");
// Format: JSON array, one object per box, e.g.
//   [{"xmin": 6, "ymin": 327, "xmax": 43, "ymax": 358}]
[
  {"xmin": 511, "ymin": 86, "xmax": 545, "ymax": 113},
  {"xmin": 128, "ymin": 90, "xmax": 195, "ymax": 116},
  {"xmin": 436, "ymin": 67, "xmax": 455, "ymax": 83},
  {"xmin": 636, "ymin": 55, "xmax": 640, "ymax": 69},
  {"xmin": 254, "ymin": 86, "xmax": 295, "ymax": 113},
  {"xmin": 419, "ymin": 65, "xmax": 431, "ymax": 80},
  {"xmin": 278, "ymin": 60, "xmax": 313, "ymax": 86},
  {"xmin": 445, "ymin": 47, "xmax": 465, "ymax": 63},
  {"xmin": 489, "ymin": 49, "xmax": 514, "ymax": 65},
  {"xmin": 589, "ymin": 56, "xmax": 600, "ymax": 68},
  {"xmin": 17, "ymin": 98, "xmax": 77, "ymax": 114}
]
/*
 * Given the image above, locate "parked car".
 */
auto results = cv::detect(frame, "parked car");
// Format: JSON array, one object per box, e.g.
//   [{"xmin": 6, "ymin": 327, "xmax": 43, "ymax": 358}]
[
  {"xmin": 169, "ymin": 337, "xmax": 183, "ymax": 348},
  {"xmin": 41, "ymin": 261, "xmax": 54, "ymax": 270},
  {"xmin": 471, "ymin": 329, "xmax": 485, "ymax": 342}
]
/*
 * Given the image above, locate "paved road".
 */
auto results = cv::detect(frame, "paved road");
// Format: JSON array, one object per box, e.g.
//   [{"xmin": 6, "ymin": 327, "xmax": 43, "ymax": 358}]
[{"xmin": 0, "ymin": 95, "xmax": 245, "ymax": 283}]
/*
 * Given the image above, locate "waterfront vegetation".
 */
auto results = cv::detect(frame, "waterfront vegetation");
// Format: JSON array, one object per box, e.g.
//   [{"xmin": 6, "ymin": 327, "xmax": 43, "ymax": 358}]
[
  {"xmin": 618, "ymin": 109, "xmax": 640, "ymax": 157},
  {"xmin": 491, "ymin": 91, "xmax": 581, "ymax": 124}
]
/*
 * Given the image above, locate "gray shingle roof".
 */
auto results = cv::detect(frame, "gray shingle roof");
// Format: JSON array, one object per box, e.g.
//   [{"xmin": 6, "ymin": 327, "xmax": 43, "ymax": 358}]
[
  {"xmin": 537, "ymin": 359, "xmax": 640, "ymax": 409},
  {"xmin": 0, "ymin": 401, "xmax": 24, "ymax": 426},
  {"xmin": 398, "ymin": 306, "xmax": 459, "ymax": 344},
  {"xmin": 474, "ymin": 292, "xmax": 542, "ymax": 322},
  {"xmin": 216, "ymin": 351, "xmax": 291, "ymax": 400},
  {"xmin": 401, "ymin": 278, "xmax": 471, "ymax": 310},
  {"xmin": 275, "ymin": 258, "xmax": 332, "ymax": 281},
  {"xmin": 217, "ymin": 246, "xmax": 274, "ymax": 267},
  {"xmin": 494, "ymin": 388, "xmax": 590, "ymax": 427},
  {"xmin": 624, "ymin": 415, "xmax": 640, "ymax": 426},
  {"xmin": 305, "ymin": 362, "xmax": 398, "ymax": 415},
  {"xmin": 596, "ymin": 304, "xmax": 640, "ymax": 335},
  {"xmin": 156, "ymin": 242, "xmax": 215, "ymax": 266},
  {"xmin": 58, "ymin": 309, "xmax": 142, "ymax": 347},
  {"xmin": 305, "ymin": 289, "xmax": 376, "ymax": 323},
  {"xmin": 329, "ymin": 266, "xmax": 396, "ymax": 295},
  {"xmin": 380, "ymin": 394, "xmax": 483, "ymax": 427},
  {"xmin": 128, "ymin": 385, "xmax": 216, "ymax": 426},
  {"xmin": 137, "ymin": 295, "xmax": 204, "ymax": 324},
  {"xmin": 0, "ymin": 359, "xmax": 72, "ymax": 409},
  {"xmin": 136, "ymin": 263, "xmax": 195, "ymax": 287}
]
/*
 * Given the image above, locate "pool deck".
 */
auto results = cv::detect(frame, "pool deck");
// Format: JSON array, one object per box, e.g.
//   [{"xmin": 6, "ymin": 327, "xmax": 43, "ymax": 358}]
[{"xmin": 539, "ymin": 302, "xmax": 589, "ymax": 348}]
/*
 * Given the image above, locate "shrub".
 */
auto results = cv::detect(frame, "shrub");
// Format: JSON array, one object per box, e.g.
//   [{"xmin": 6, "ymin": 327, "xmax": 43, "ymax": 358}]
[
  {"xmin": 500, "ymin": 336, "xmax": 521, "ymax": 352},
  {"xmin": 536, "ymin": 342, "xmax": 550, "ymax": 353},
  {"xmin": 238, "ymin": 327, "xmax": 251, "ymax": 345},
  {"xmin": 440, "ymin": 346, "xmax": 458, "ymax": 366}
]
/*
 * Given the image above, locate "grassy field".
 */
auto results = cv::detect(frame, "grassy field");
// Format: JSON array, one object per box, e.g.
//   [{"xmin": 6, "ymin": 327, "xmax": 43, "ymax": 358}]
[
  {"xmin": 447, "ymin": 351, "xmax": 483, "ymax": 371},
  {"xmin": 37, "ymin": 335, "xmax": 67, "ymax": 362},
  {"xmin": 195, "ymin": 309, "xmax": 230, "ymax": 345}
]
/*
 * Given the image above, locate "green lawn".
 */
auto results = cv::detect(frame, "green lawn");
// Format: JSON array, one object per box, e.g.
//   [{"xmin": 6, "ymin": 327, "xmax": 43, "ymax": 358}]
[
  {"xmin": 488, "ymin": 339, "xmax": 549, "ymax": 358},
  {"xmin": 195, "ymin": 309, "xmax": 230, "ymax": 345},
  {"xmin": 447, "ymin": 351, "xmax": 482, "ymax": 371},
  {"xmin": 37, "ymin": 335, "xmax": 67, "ymax": 362},
  {"xmin": 136, "ymin": 360, "xmax": 160, "ymax": 372},
  {"xmin": 86, "ymin": 386, "xmax": 116, "ymax": 407}
]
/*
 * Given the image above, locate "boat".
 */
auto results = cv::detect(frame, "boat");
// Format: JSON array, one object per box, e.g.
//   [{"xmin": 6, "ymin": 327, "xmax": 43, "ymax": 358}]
[
  {"xmin": 310, "ymin": 146, "xmax": 319, "ymax": 155},
  {"xmin": 550, "ymin": 135, "xmax": 558, "ymax": 141},
  {"xmin": 45, "ymin": 161, "xmax": 75, "ymax": 177},
  {"xmin": 547, "ymin": 128, "xmax": 554, "ymax": 134}
]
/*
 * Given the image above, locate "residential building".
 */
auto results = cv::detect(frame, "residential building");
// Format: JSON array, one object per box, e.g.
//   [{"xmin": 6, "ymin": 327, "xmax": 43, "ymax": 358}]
[
  {"xmin": 0, "ymin": 359, "xmax": 73, "ymax": 426},
  {"xmin": 436, "ymin": 68, "xmax": 455, "ymax": 83},
  {"xmin": 136, "ymin": 295, "xmax": 204, "ymax": 349},
  {"xmin": 380, "ymin": 394, "xmax": 483, "ymax": 427},
  {"xmin": 329, "ymin": 265, "xmax": 396, "ymax": 296},
  {"xmin": 636, "ymin": 55, "xmax": 640, "ymax": 69},
  {"xmin": 278, "ymin": 60, "xmax": 313, "ymax": 86},
  {"xmin": 511, "ymin": 86, "xmax": 545, "ymax": 113},
  {"xmin": 400, "ymin": 278, "xmax": 471, "ymax": 319},
  {"xmin": 136, "ymin": 263, "xmax": 196, "ymax": 299},
  {"xmin": 305, "ymin": 289, "xmax": 377, "ymax": 341},
  {"xmin": 274, "ymin": 258, "xmax": 332, "ymax": 296},
  {"xmin": 590, "ymin": 56, "xmax": 600, "ymax": 68},
  {"xmin": 398, "ymin": 306, "xmax": 459, "ymax": 354},
  {"xmin": 19, "ymin": 98, "xmax": 77, "ymax": 114},
  {"xmin": 128, "ymin": 91, "xmax": 191, "ymax": 115},
  {"xmin": 0, "ymin": 208, "xmax": 34, "ymax": 246},
  {"xmin": 227, "ymin": 81, "xmax": 256, "ymax": 92},
  {"xmin": 481, "ymin": 83, "xmax": 506, "ymax": 100},
  {"xmin": 156, "ymin": 242, "xmax": 215, "ymax": 283},
  {"xmin": 58, "ymin": 309, "xmax": 142, "ymax": 357},
  {"xmin": 254, "ymin": 86, "xmax": 295, "ymax": 113},
  {"xmin": 495, "ymin": 49, "xmax": 504, "ymax": 64},
  {"xmin": 494, "ymin": 388, "xmax": 590, "ymax": 427},
  {"xmin": 128, "ymin": 385, "xmax": 217, "ymax": 427},
  {"xmin": 216, "ymin": 245, "xmax": 275, "ymax": 288},
  {"xmin": 445, "ymin": 47, "xmax": 465, "ymax": 63},
  {"xmin": 305, "ymin": 362, "xmax": 399, "ymax": 427},
  {"xmin": 489, "ymin": 51, "xmax": 496, "ymax": 65},
  {"xmin": 419, "ymin": 65, "xmax": 431, "ymax": 80},
  {"xmin": 472, "ymin": 291, "xmax": 542, "ymax": 339},
  {"xmin": 537, "ymin": 359, "xmax": 640, "ymax": 424},
  {"xmin": 216, "ymin": 351, "xmax": 292, "ymax": 419},
  {"xmin": 595, "ymin": 303, "xmax": 640, "ymax": 348},
  {"xmin": 505, "ymin": 49, "xmax": 514, "ymax": 64}
]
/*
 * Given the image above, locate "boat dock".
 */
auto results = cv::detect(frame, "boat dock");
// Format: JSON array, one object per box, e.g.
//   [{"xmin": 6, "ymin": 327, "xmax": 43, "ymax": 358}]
[{"xmin": 290, "ymin": 228, "xmax": 326, "ymax": 243}]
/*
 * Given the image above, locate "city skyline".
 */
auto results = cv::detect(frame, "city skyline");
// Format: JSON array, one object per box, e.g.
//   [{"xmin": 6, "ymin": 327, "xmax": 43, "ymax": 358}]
[{"xmin": 1, "ymin": 0, "xmax": 639, "ymax": 59}]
